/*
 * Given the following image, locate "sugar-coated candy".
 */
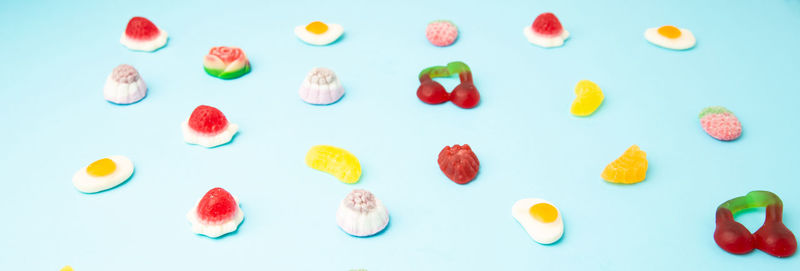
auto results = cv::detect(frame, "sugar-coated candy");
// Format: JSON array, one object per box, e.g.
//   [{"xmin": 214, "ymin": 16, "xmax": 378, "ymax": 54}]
[
  {"xmin": 426, "ymin": 20, "xmax": 458, "ymax": 47},
  {"xmin": 715, "ymin": 191, "xmax": 796, "ymax": 257},
  {"xmin": 523, "ymin": 12, "xmax": 569, "ymax": 48},
  {"xmin": 203, "ymin": 46, "xmax": 250, "ymax": 79},
  {"xmin": 299, "ymin": 67, "xmax": 345, "ymax": 105},
  {"xmin": 72, "ymin": 155, "xmax": 134, "ymax": 193},
  {"xmin": 570, "ymin": 80, "xmax": 604, "ymax": 116},
  {"xmin": 699, "ymin": 106, "xmax": 742, "ymax": 141},
  {"xmin": 336, "ymin": 189, "xmax": 389, "ymax": 237},
  {"xmin": 103, "ymin": 64, "xmax": 147, "ymax": 105},
  {"xmin": 438, "ymin": 144, "xmax": 480, "ymax": 184},
  {"xmin": 182, "ymin": 105, "xmax": 239, "ymax": 148},
  {"xmin": 120, "ymin": 16, "xmax": 168, "ymax": 52},
  {"xmin": 306, "ymin": 145, "xmax": 362, "ymax": 184},
  {"xmin": 645, "ymin": 25, "xmax": 696, "ymax": 50},
  {"xmin": 186, "ymin": 187, "xmax": 244, "ymax": 238},
  {"xmin": 417, "ymin": 61, "xmax": 480, "ymax": 108},
  {"xmin": 601, "ymin": 145, "xmax": 648, "ymax": 184}
]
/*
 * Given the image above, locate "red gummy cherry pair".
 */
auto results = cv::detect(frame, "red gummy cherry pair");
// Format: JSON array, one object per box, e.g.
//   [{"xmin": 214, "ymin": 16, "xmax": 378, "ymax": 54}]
[
  {"xmin": 714, "ymin": 205, "xmax": 797, "ymax": 257},
  {"xmin": 438, "ymin": 144, "xmax": 480, "ymax": 184},
  {"xmin": 417, "ymin": 72, "xmax": 480, "ymax": 109}
]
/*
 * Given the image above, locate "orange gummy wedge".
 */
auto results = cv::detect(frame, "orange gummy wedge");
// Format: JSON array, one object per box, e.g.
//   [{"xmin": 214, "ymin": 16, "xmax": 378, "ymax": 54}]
[{"xmin": 601, "ymin": 145, "xmax": 648, "ymax": 184}]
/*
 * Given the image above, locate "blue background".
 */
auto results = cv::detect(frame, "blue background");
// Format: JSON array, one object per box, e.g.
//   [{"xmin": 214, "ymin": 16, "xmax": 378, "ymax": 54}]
[{"xmin": 1, "ymin": 0, "xmax": 799, "ymax": 270}]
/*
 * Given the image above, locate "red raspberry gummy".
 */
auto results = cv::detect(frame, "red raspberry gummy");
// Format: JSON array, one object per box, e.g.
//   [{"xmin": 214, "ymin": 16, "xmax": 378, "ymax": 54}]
[
  {"xmin": 196, "ymin": 187, "xmax": 237, "ymax": 223},
  {"xmin": 438, "ymin": 144, "xmax": 480, "ymax": 184},
  {"xmin": 532, "ymin": 12, "xmax": 563, "ymax": 36},
  {"xmin": 188, "ymin": 105, "xmax": 229, "ymax": 135},
  {"xmin": 125, "ymin": 16, "xmax": 160, "ymax": 41}
]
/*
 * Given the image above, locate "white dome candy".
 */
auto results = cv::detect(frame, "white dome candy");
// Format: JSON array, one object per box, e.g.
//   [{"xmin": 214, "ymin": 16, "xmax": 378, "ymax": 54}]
[
  {"xmin": 104, "ymin": 64, "xmax": 147, "ymax": 104},
  {"xmin": 299, "ymin": 67, "xmax": 345, "ymax": 105},
  {"xmin": 336, "ymin": 189, "xmax": 389, "ymax": 237}
]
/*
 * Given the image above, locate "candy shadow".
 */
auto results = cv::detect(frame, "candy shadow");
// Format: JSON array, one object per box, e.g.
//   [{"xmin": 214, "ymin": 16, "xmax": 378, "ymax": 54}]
[
  {"xmin": 106, "ymin": 91, "xmax": 148, "ymax": 106},
  {"xmin": 303, "ymin": 93, "xmax": 346, "ymax": 106},
  {"xmin": 339, "ymin": 220, "xmax": 391, "ymax": 238}
]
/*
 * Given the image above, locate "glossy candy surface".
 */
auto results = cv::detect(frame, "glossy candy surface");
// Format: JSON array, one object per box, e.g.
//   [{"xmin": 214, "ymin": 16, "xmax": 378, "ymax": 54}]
[
  {"xmin": 714, "ymin": 191, "xmax": 797, "ymax": 258},
  {"xmin": 570, "ymin": 80, "xmax": 604, "ymax": 116},
  {"xmin": 306, "ymin": 145, "xmax": 362, "ymax": 184},
  {"xmin": 417, "ymin": 61, "xmax": 480, "ymax": 108}
]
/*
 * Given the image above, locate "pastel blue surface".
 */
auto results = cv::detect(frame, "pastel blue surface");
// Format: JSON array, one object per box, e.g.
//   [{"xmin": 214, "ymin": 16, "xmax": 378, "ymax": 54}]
[{"xmin": 1, "ymin": 0, "xmax": 799, "ymax": 269}]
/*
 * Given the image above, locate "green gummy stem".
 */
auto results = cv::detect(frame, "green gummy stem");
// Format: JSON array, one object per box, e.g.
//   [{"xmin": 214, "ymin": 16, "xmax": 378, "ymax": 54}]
[
  {"xmin": 204, "ymin": 64, "xmax": 250, "ymax": 80},
  {"xmin": 699, "ymin": 106, "xmax": 732, "ymax": 119},
  {"xmin": 719, "ymin": 191, "xmax": 782, "ymax": 215},
  {"xmin": 419, "ymin": 61, "xmax": 470, "ymax": 80}
]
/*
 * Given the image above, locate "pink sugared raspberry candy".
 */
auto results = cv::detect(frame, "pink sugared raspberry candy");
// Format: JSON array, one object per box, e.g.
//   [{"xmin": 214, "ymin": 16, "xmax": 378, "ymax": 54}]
[
  {"xmin": 438, "ymin": 144, "xmax": 480, "ymax": 184},
  {"xmin": 426, "ymin": 20, "xmax": 459, "ymax": 47},
  {"xmin": 699, "ymin": 106, "xmax": 742, "ymax": 141},
  {"xmin": 125, "ymin": 16, "xmax": 160, "ymax": 41},
  {"xmin": 188, "ymin": 105, "xmax": 229, "ymax": 135},
  {"xmin": 196, "ymin": 187, "xmax": 237, "ymax": 223},
  {"xmin": 531, "ymin": 12, "xmax": 564, "ymax": 36}
]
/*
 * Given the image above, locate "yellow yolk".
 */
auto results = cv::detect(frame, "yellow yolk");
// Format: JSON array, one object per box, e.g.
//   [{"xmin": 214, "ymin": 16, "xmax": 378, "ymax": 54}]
[
  {"xmin": 86, "ymin": 158, "xmax": 116, "ymax": 177},
  {"xmin": 306, "ymin": 21, "xmax": 329, "ymax": 35},
  {"xmin": 657, "ymin": 26, "xmax": 681, "ymax": 39},
  {"xmin": 529, "ymin": 203, "xmax": 558, "ymax": 223},
  {"xmin": 61, "ymin": 266, "xmax": 74, "ymax": 271}
]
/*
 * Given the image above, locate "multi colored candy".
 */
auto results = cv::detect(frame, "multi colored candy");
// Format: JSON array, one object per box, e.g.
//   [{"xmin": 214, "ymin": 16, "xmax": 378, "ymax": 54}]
[
  {"xmin": 438, "ymin": 144, "xmax": 480, "ymax": 184},
  {"xmin": 699, "ymin": 106, "xmax": 742, "ymax": 141},
  {"xmin": 299, "ymin": 67, "xmax": 345, "ymax": 105},
  {"xmin": 182, "ymin": 105, "xmax": 239, "ymax": 148},
  {"xmin": 305, "ymin": 145, "xmax": 362, "ymax": 184},
  {"xmin": 103, "ymin": 64, "xmax": 147, "ymax": 104},
  {"xmin": 203, "ymin": 46, "xmax": 250, "ymax": 79},
  {"xmin": 336, "ymin": 189, "xmax": 389, "ymax": 237},
  {"xmin": 72, "ymin": 155, "xmax": 134, "ymax": 193},
  {"xmin": 570, "ymin": 80, "xmax": 604, "ymax": 116},
  {"xmin": 186, "ymin": 187, "xmax": 244, "ymax": 238},
  {"xmin": 523, "ymin": 12, "xmax": 569, "ymax": 48},
  {"xmin": 601, "ymin": 145, "xmax": 648, "ymax": 184},
  {"xmin": 120, "ymin": 16, "xmax": 168, "ymax": 52},
  {"xmin": 512, "ymin": 198, "xmax": 564, "ymax": 244},
  {"xmin": 417, "ymin": 61, "xmax": 480, "ymax": 109},
  {"xmin": 714, "ymin": 191, "xmax": 796, "ymax": 257},
  {"xmin": 295, "ymin": 21, "xmax": 344, "ymax": 46},
  {"xmin": 426, "ymin": 20, "xmax": 458, "ymax": 47},
  {"xmin": 644, "ymin": 25, "xmax": 696, "ymax": 50}
]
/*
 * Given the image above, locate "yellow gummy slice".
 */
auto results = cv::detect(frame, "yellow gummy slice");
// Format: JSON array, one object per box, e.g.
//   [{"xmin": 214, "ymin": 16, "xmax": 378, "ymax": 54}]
[
  {"xmin": 86, "ymin": 158, "xmax": 116, "ymax": 177},
  {"xmin": 61, "ymin": 266, "xmax": 74, "ymax": 271},
  {"xmin": 529, "ymin": 203, "xmax": 558, "ymax": 223},
  {"xmin": 570, "ymin": 80, "xmax": 604, "ymax": 116},
  {"xmin": 305, "ymin": 145, "xmax": 361, "ymax": 184},
  {"xmin": 601, "ymin": 145, "xmax": 648, "ymax": 184}
]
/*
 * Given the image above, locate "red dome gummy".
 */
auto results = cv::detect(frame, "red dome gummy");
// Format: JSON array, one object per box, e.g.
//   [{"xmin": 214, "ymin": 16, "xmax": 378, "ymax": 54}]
[
  {"xmin": 125, "ymin": 16, "xmax": 160, "ymax": 41},
  {"xmin": 532, "ymin": 12, "xmax": 563, "ymax": 36},
  {"xmin": 188, "ymin": 105, "xmax": 229, "ymax": 135},
  {"xmin": 438, "ymin": 144, "xmax": 480, "ymax": 184},
  {"xmin": 196, "ymin": 187, "xmax": 237, "ymax": 223}
]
